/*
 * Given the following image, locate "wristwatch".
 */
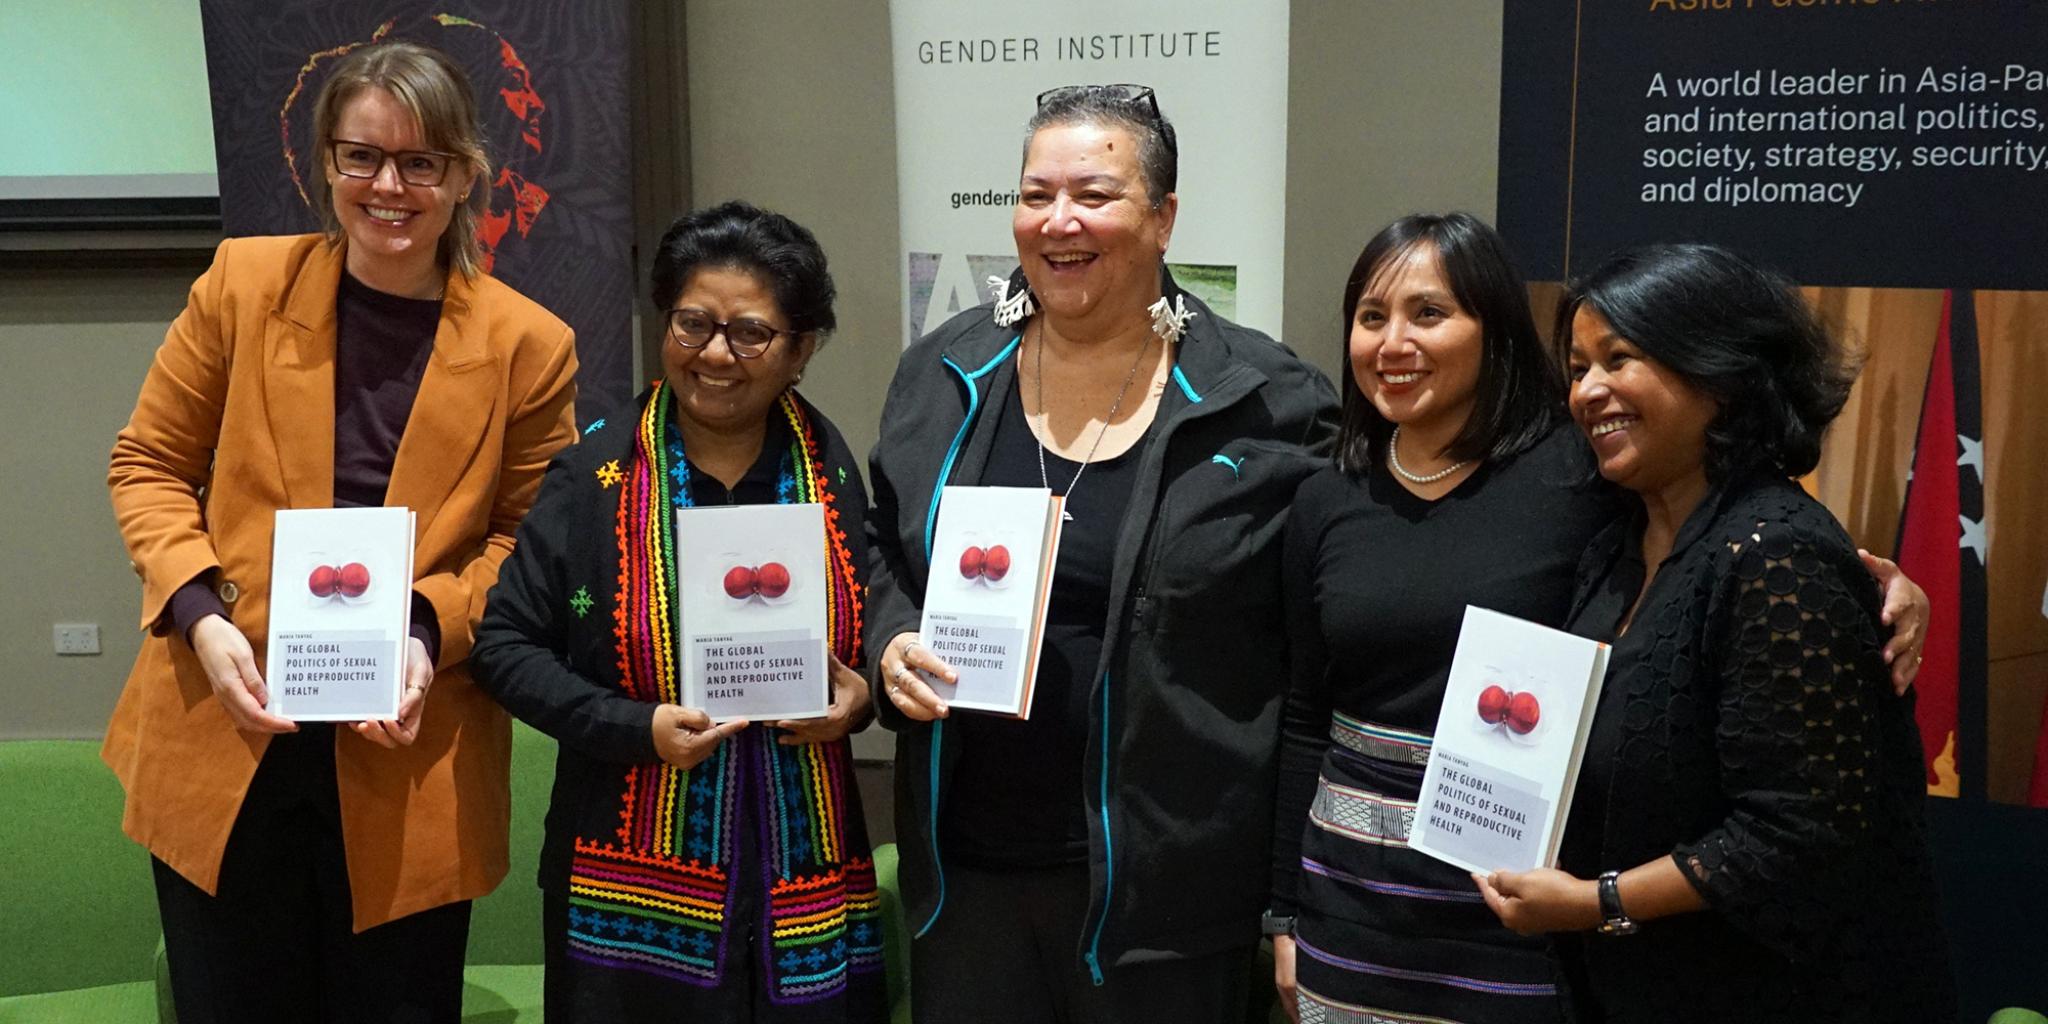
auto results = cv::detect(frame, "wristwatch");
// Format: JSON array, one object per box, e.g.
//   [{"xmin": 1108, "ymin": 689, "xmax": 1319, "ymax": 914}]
[
  {"xmin": 1260, "ymin": 911, "xmax": 1297, "ymax": 936},
  {"xmin": 1596, "ymin": 870, "xmax": 1637, "ymax": 936}
]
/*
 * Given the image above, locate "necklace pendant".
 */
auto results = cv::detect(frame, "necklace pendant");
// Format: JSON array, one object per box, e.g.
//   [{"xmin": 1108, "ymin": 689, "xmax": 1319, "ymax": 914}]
[{"xmin": 1061, "ymin": 509, "xmax": 1074, "ymax": 522}]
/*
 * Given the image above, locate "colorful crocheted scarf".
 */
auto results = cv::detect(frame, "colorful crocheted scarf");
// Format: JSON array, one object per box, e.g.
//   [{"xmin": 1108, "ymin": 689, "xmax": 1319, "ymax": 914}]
[{"xmin": 563, "ymin": 382, "xmax": 878, "ymax": 1002}]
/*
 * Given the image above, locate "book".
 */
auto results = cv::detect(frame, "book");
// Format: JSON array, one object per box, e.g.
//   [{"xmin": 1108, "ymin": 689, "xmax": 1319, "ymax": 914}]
[
  {"xmin": 1408, "ymin": 606, "xmax": 1611, "ymax": 875},
  {"xmin": 914, "ymin": 485, "xmax": 1065, "ymax": 718},
  {"xmin": 674, "ymin": 503, "xmax": 830, "ymax": 723},
  {"xmin": 266, "ymin": 506, "xmax": 417, "ymax": 722}
]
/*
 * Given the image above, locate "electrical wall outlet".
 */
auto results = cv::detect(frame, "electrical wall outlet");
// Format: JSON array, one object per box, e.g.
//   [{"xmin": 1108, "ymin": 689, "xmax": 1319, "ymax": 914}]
[{"xmin": 54, "ymin": 623, "xmax": 101, "ymax": 656}]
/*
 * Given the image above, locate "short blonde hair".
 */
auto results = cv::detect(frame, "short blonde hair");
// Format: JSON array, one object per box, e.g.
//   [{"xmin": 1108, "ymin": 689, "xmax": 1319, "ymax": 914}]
[{"xmin": 309, "ymin": 41, "xmax": 491, "ymax": 278}]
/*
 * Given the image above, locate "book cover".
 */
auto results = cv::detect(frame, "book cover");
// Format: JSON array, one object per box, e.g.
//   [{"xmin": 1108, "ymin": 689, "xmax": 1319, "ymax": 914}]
[
  {"xmin": 675, "ymin": 503, "xmax": 830, "ymax": 722},
  {"xmin": 267, "ymin": 506, "xmax": 416, "ymax": 722},
  {"xmin": 916, "ymin": 485, "xmax": 1064, "ymax": 717},
  {"xmin": 1409, "ymin": 605, "xmax": 1611, "ymax": 875}
]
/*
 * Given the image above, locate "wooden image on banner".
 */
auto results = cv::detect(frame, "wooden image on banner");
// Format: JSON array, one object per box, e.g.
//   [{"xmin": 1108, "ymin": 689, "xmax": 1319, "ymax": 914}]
[{"xmin": 198, "ymin": 1, "xmax": 634, "ymax": 425}]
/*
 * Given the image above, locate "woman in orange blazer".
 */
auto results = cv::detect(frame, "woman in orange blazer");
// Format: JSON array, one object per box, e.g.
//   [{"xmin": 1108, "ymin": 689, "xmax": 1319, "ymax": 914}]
[{"xmin": 104, "ymin": 41, "xmax": 576, "ymax": 1023}]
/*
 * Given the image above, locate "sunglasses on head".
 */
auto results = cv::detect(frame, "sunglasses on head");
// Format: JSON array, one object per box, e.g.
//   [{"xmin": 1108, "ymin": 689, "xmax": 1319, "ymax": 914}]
[{"xmin": 1035, "ymin": 83, "xmax": 1161, "ymax": 122}]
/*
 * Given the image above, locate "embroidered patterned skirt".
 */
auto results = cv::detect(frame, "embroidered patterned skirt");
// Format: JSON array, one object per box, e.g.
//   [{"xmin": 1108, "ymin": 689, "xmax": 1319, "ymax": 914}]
[
  {"xmin": 1292, "ymin": 714, "xmax": 1566, "ymax": 1024},
  {"xmin": 542, "ymin": 728, "xmax": 888, "ymax": 1023}
]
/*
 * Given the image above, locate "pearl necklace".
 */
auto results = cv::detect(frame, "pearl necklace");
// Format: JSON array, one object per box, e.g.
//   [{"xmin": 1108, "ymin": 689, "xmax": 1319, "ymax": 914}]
[{"xmin": 1387, "ymin": 426, "xmax": 1471, "ymax": 485}]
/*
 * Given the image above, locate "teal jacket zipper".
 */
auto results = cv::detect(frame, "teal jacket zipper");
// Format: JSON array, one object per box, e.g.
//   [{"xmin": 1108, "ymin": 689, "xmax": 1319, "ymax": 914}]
[
  {"xmin": 912, "ymin": 336, "xmax": 1020, "ymax": 939},
  {"xmin": 1082, "ymin": 363, "xmax": 1208, "ymax": 985}
]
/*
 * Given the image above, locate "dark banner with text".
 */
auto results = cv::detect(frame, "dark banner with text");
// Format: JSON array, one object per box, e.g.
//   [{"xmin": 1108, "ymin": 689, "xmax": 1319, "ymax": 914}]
[
  {"xmin": 1500, "ymin": 10, "xmax": 2048, "ymax": 1016},
  {"xmin": 199, "ymin": 0, "xmax": 633, "ymax": 424},
  {"xmin": 1498, "ymin": 0, "xmax": 2048, "ymax": 289}
]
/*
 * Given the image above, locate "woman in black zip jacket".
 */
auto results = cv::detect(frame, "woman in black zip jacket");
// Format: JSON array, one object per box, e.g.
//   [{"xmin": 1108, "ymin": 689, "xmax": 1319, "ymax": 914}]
[{"xmin": 862, "ymin": 85, "xmax": 1337, "ymax": 1021}]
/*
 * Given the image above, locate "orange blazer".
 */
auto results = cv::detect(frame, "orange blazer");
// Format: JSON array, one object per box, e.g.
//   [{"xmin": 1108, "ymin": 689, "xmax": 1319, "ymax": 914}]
[{"xmin": 104, "ymin": 234, "xmax": 578, "ymax": 931}]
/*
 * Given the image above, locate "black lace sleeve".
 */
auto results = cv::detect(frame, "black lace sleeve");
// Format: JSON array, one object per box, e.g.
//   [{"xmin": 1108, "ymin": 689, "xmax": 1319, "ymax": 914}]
[
  {"xmin": 1672, "ymin": 518, "xmax": 1889, "ymax": 962},
  {"xmin": 1270, "ymin": 481, "xmax": 1335, "ymax": 917}
]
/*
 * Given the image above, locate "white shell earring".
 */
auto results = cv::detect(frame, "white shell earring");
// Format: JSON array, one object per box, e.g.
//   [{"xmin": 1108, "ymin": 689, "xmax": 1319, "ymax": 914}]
[
  {"xmin": 1148, "ymin": 295, "xmax": 1196, "ymax": 343},
  {"xmin": 988, "ymin": 276, "xmax": 1036, "ymax": 327}
]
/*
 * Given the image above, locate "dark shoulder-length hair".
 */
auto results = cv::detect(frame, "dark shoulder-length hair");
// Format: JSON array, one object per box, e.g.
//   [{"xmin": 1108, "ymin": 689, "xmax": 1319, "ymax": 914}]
[
  {"xmin": 1554, "ymin": 243, "xmax": 1855, "ymax": 482},
  {"xmin": 1334, "ymin": 213, "xmax": 1562, "ymax": 475},
  {"xmin": 650, "ymin": 200, "xmax": 838, "ymax": 341}
]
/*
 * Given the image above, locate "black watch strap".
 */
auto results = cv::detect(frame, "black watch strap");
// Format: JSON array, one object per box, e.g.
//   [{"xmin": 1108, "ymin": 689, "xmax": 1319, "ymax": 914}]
[{"xmin": 1597, "ymin": 870, "xmax": 1637, "ymax": 936}]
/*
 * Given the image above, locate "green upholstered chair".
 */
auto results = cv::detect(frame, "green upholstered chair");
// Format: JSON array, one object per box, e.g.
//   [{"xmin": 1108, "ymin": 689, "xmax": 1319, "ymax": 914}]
[
  {"xmin": 0, "ymin": 729, "xmax": 901, "ymax": 1024},
  {"xmin": 0, "ymin": 739, "xmax": 163, "ymax": 1023},
  {"xmin": 872, "ymin": 841, "xmax": 912, "ymax": 1023},
  {"xmin": 457, "ymin": 720, "xmax": 556, "ymax": 1022}
]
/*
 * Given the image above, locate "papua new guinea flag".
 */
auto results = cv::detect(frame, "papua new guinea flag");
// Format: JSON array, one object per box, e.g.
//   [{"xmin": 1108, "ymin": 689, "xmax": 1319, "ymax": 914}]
[
  {"xmin": 2031, "ymin": 688, "xmax": 2048, "ymax": 808},
  {"xmin": 1894, "ymin": 290, "xmax": 1989, "ymax": 800}
]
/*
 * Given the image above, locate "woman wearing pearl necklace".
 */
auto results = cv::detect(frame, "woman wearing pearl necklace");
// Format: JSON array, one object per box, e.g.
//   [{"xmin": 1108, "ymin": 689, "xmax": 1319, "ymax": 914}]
[{"xmin": 1266, "ymin": 214, "xmax": 1931, "ymax": 1024}]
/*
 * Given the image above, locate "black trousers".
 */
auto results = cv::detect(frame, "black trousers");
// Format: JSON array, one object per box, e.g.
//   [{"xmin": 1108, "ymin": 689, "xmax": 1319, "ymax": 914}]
[
  {"xmin": 910, "ymin": 861, "xmax": 1254, "ymax": 1024},
  {"xmin": 151, "ymin": 727, "xmax": 472, "ymax": 1024}
]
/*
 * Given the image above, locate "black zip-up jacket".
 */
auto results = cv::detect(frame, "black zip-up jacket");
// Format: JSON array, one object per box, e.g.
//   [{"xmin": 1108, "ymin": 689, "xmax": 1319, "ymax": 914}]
[{"xmin": 865, "ymin": 277, "xmax": 1339, "ymax": 979}]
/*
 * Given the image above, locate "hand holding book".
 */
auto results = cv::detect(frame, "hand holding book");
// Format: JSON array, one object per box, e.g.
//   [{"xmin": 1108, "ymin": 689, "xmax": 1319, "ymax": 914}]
[
  {"xmin": 652, "ymin": 705, "xmax": 751, "ymax": 769},
  {"xmin": 189, "ymin": 613, "xmax": 296, "ymax": 735},
  {"xmin": 771, "ymin": 654, "xmax": 873, "ymax": 745},
  {"xmin": 1473, "ymin": 853, "xmax": 1704, "ymax": 936},
  {"xmin": 878, "ymin": 631, "xmax": 955, "ymax": 721},
  {"xmin": 350, "ymin": 635, "xmax": 434, "ymax": 748},
  {"xmin": 911, "ymin": 486, "xmax": 1063, "ymax": 718}
]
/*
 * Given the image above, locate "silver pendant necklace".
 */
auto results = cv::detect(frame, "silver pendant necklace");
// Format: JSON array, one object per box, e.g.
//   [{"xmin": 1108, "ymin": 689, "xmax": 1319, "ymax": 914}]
[
  {"xmin": 1387, "ymin": 425, "xmax": 1471, "ymax": 485},
  {"xmin": 1033, "ymin": 318, "xmax": 1153, "ymax": 522}
]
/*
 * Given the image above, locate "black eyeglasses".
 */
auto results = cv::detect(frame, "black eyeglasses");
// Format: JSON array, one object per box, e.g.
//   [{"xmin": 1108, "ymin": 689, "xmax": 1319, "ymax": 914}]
[
  {"xmin": 329, "ymin": 140, "xmax": 459, "ymax": 187},
  {"xmin": 665, "ymin": 309, "xmax": 798, "ymax": 358},
  {"xmin": 1035, "ymin": 84, "xmax": 1160, "ymax": 122}
]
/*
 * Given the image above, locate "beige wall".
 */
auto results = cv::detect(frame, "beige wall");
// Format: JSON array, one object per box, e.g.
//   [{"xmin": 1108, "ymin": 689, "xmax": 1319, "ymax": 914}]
[
  {"xmin": 1283, "ymin": 2, "xmax": 1503, "ymax": 376},
  {"xmin": 0, "ymin": 2, "xmax": 1505, "ymax": 743},
  {"xmin": 0, "ymin": 259, "xmax": 206, "ymax": 737}
]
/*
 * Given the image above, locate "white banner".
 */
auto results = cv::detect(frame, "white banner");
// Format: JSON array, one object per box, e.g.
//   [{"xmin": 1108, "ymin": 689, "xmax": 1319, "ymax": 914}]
[{"xmin": 888, "ymin": 2, "xmax": 1291, "ymax": 346}]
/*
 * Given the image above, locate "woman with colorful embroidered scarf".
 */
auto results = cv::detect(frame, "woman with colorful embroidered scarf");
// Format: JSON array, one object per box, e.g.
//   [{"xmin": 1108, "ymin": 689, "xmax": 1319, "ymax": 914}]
[{"xmin": 471, "ymin": 201, "xmax": 885, "ymax": 1023}]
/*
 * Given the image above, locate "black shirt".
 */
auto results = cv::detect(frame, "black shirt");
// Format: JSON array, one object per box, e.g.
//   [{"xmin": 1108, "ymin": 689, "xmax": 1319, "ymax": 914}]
[
  {"xmin": 940, "ymin": 374, "xmax": 1151, "ymax": 868},
  {"xmin": 667, "ymin": 408, "xmax": 794, "ymax": 508},
  {"xmin": 1553, "ymin": 477, "xmax": 1954, "ymax": 1023},
  {"xmin": 1272, "ymin": 424, "xmax": 1625, "ymax": 916},
  {"xmin": 333, "ymin": 271, "xmax": 439, "ymax": 509}
]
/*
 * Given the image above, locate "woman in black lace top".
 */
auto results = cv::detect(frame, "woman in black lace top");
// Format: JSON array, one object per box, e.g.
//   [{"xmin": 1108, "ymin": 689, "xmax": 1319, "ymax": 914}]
[{"xmin": 1474, "ymin": 244, "xmax": 1955, "ymax": 1022}]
